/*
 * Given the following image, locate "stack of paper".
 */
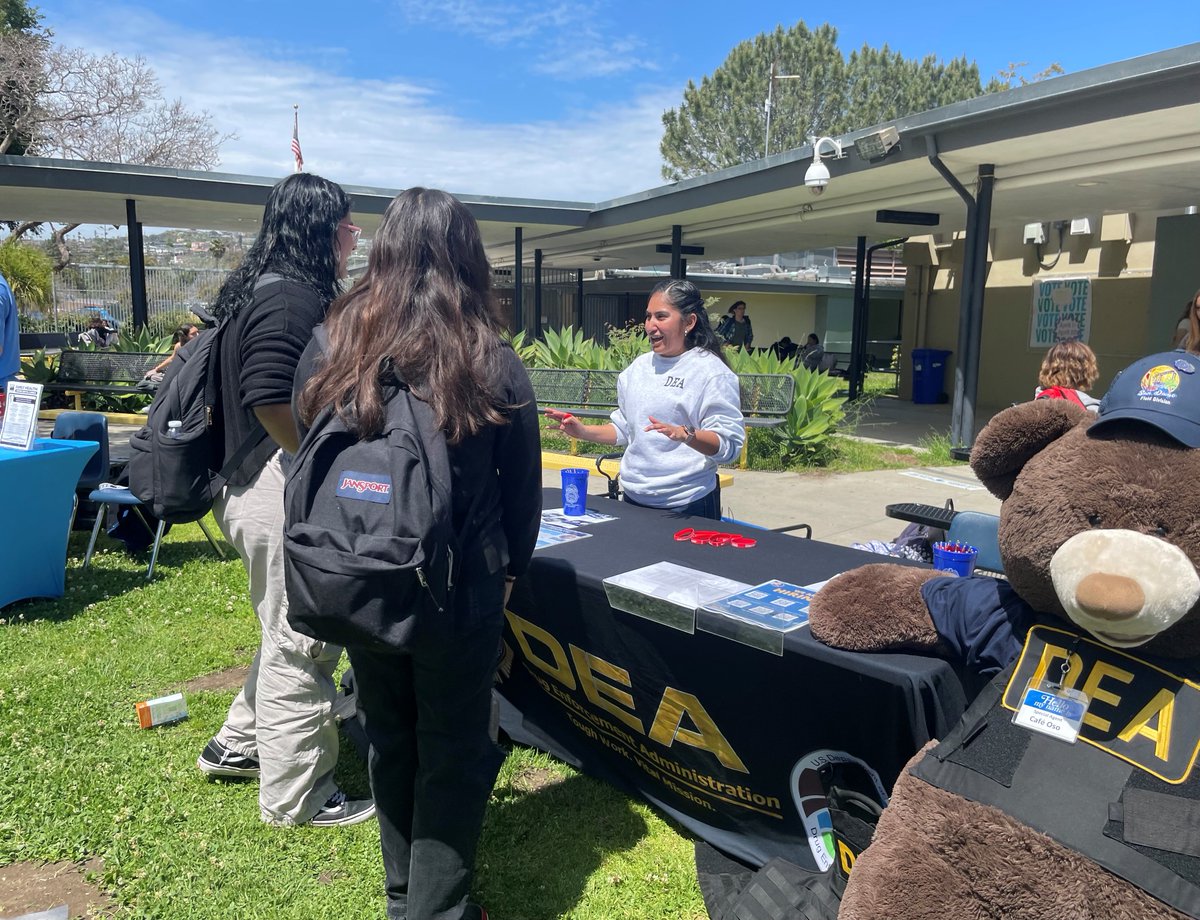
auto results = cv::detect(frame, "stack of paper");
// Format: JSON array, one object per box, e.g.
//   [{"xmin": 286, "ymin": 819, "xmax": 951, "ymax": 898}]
[{"xmin": 602, "ymin": 562, "xmax": 751, "ymax": 633}]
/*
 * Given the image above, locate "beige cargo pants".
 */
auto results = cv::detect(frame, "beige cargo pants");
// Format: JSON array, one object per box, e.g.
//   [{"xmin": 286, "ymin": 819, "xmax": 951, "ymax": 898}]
[{"xmin": 211, "ymin": 450, "xmax": 342, "ymax": 825}]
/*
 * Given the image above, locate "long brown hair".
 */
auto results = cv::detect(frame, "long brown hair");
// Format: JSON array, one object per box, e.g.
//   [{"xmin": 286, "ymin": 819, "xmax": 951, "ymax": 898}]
[{"xmin": 299, "ymin": 188, "xmax": 508, "ymax": 443}]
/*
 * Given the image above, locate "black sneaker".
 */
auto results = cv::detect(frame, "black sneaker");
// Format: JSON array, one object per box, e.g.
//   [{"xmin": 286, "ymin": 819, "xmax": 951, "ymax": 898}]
[
  {"xmin": 197, "ymin": 738, "xmax": 260, "ymax": 779},
  {"xmin": 309, "ymin": 790, "xmax": 376, "ymax": 827}
]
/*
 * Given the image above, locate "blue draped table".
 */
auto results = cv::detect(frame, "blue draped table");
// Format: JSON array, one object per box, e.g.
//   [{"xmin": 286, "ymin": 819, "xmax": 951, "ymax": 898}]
[{"xmin": 0, "ymin": 438, "xmax": 98, "ymax": 608}]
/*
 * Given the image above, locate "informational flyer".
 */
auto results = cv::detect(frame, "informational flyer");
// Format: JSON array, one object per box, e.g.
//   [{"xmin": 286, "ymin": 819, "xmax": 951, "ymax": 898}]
[
  {"xmin": 535, "ymin": 522, "xmax": 594, "ymax": 550},
  {"xmin": 0, "ymin": 381, "xmax": 43, "ymax": 450},
  {"xmin": 540, "ymin": 508, "xmax": 618, "ymax": 529},
  {"xmin": 1030, "ymin": 276, "xmax": 1091, "ymax": 347},
  {"xmin": 602, "ymin": 561, "xmax": 751, "ymax": 633},
  {"xmin": 697, "ymin": 580, "xmax": 819, "ymax": 655}
]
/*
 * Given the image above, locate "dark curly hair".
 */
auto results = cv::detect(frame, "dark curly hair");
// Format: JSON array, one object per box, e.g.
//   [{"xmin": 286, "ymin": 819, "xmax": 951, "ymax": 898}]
[{"xmin": 210, "ymin": 173, "xmax": 351, "ymax": 318}]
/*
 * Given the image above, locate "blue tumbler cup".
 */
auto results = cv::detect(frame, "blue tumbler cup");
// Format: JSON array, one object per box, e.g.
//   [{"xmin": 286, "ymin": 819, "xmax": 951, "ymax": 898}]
[
  {"xmin": 560, "ymin": 468, "xmax": 589, "ymax": 516},
  {"xmin": 932, "ymin": 541, "xmax": 978, "ymax": 577}
]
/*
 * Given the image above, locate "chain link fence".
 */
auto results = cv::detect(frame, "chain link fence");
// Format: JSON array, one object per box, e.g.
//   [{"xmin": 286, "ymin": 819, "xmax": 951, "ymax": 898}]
[{"xmin": 21, "ymin": 264, "xmax": 232, "ymax": 337}]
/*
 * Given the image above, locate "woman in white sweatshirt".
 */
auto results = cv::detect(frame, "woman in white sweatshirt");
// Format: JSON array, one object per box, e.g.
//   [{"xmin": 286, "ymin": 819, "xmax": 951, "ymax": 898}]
[{"xmin": 546, "ymin": 279, "xmax": 744, "ymax": 519}]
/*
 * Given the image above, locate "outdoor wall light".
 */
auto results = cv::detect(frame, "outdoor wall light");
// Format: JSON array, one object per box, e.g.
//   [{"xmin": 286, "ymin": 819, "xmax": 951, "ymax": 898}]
[
  {"xmin": 804, "ymin": 136, "xmax": 844, "ymax": 196},
  {"xmin": 855, "ymin": 125, "xmax": 900, "ymax": 161}
]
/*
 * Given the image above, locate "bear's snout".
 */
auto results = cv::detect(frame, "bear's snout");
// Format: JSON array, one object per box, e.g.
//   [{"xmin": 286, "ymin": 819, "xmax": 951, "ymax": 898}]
[
  {"xmin": 1074, "ymin": 572, "xmax": 1146, "ymax": 621},
  {"xmin": 1050, "ymin": 529, "xmax": 1200, "ymax": 648}
]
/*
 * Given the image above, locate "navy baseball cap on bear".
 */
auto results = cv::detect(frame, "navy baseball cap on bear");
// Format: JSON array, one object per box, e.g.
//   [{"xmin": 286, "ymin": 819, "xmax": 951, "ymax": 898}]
[{"xmin": 1089, "ymin": 351, "xmax": 1200, "ymax": 447}]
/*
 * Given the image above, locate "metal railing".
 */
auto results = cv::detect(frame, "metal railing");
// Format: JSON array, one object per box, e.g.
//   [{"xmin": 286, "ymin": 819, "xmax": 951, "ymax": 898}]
[{"xmin": 27, "ymin": 264, "xmax": 233, "ymax": 336}]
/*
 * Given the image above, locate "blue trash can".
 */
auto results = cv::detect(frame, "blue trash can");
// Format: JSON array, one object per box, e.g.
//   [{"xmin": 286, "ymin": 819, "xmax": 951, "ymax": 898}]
[{"xmin": 911, "ymin": 348, "xmax": 951, "ymax": 404}]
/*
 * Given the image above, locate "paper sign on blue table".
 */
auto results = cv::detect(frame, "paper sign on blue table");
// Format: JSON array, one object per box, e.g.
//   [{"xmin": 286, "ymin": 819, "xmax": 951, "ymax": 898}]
[
  {"xmin": 697, "ymin": 580, "xmax": 818, "ymax": 655},
  {"xmin": 0, "ymin": 381, "xmax": 43, "ymax": 450}
]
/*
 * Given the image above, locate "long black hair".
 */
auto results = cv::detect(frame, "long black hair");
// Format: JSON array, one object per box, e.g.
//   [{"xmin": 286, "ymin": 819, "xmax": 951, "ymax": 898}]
[
  {"xmin": 300, "ymin": 187, "xmax": 509, "ymax": 443},
  {"xmin": 650, "ymin": 279, "xmax": 728, "ymax": 365},
  {"xmin": 211, "ymin": 173, "xmax": 351, "ymax": 318}
]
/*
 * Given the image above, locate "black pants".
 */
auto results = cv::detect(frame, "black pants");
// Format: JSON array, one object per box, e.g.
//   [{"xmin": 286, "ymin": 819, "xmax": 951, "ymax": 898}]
[
  {"xmin": 624, "ymin": 480, "xmax": 722, "ymax": 520},
  {"xmin": 349, "ymin": 575, "xmax": 506, "ymax": 920}
]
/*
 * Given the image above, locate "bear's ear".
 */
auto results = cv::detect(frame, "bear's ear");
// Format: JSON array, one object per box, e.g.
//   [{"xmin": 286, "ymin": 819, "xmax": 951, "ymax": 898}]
[{"xmin": 970, "ymin": 400, "xmax": 1090, "ymax": 499}]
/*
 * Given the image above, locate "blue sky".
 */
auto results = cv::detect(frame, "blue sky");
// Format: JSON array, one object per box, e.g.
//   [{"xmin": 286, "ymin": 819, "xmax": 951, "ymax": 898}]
[{"xmin": 30, "ymin": 0, "xmax": 1199, "ymax": 201}]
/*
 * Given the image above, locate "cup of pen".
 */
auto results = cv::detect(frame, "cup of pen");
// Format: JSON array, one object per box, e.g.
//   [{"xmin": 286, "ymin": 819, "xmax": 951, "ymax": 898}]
[
  {"xmin": 932, "ymin": 541, "xmax": 978, "ymax": 577},
  {"xmin": 560, "ymin": 468, "xmax": 589, "ymax": 516}
]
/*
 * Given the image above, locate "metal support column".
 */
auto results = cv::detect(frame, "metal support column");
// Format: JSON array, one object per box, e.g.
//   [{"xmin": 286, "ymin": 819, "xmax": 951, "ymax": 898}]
[
  {"xmin": 126, "ymin": 199, "xmax": 148, "ymax": 331},
  {"xmin": 927, "ymin": 136, "xmax": 993, "ymax": 449},
  {"xmin": 533, "ymin": 248, "xmax": 543, "ymax": 339},
  {"xmin": 576, "ymin": 269, "xmax": 584, "ymax": 330},
  {"xmin": 859, "ymin": 237, "xmax": 908, "ymax": 394},
  {"xmin": 848, "ymin": 236, "xmax": 867, "ymax": 400},
  {"xmin": 670, "ymin": 225, "xmax": 683, "ymax": 279},
  {"xmin": 963, "ymin": 165, "xmax": 995, "ymax": 449},
  {"xmin": 513, "ymin": 227, "xmax": 523, "ymax": 335}
]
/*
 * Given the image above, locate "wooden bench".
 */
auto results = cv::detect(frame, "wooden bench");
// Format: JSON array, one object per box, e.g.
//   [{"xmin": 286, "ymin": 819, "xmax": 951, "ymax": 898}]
[
  {"xmin": 528, "ymin": 367, "xmax": 795, "ymax": 469},
  {"xmin": 43, "ymin": 350, "xmax": 169, "ymax": 410}
]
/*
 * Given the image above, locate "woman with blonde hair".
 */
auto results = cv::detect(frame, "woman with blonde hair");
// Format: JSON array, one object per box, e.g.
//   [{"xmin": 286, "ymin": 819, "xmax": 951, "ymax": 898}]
[{"xmin": 1034, "ymin": 339, "xmax": 1100, "ymax": 412}]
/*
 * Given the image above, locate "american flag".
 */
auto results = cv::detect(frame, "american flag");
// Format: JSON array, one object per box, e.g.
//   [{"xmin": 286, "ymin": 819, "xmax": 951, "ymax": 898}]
[{"xmin": 291, "ymin": 107, "xmax": 304, "ymax": 173}]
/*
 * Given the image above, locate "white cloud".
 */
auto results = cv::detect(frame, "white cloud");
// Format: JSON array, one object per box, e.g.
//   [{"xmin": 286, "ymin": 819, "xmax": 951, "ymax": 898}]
[
  {"xmin": 394, "ymin": 0, "xmax": 652, "ymax": 79},
  {"xmin": 45, "ymin": 6, "xmax": 674, "ymax": 202}
]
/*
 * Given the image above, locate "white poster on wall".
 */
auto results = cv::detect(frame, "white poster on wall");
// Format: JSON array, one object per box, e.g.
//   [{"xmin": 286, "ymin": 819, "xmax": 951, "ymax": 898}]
[{"xmin": 1030, "ymin": 276, "xmax": 1092, "ymax": 348}]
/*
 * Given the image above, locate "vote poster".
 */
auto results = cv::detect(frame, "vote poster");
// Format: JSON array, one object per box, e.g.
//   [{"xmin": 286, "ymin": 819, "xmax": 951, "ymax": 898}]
[{"xmin": 1030, "ymin": 276, "xmax": 1091, "ymax": 347}]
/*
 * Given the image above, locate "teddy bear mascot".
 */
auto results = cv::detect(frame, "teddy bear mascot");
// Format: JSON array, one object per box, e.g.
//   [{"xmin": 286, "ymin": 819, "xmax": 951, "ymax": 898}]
[{"xmin": 808, "ymin": 350, "xmax": 1200, "ymax": 920}]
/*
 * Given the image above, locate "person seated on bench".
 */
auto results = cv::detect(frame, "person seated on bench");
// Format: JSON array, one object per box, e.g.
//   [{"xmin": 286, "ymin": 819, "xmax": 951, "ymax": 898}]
[
  {"xmin": 77, "ymin": 315, "xmax": 119, "ymax": 348},
  {"xmin": 545, "ymin": 279, "xmax": 743, "ymax": 520},
  {"xmin": 770, "ymin": 336, "xmax": 798, "ymax": 363},
  {"xmin": 1033, "ymin": 339, "xmax": 1100, "ymax": 412},
  {"xmin": 799, "ymin": 333, "xmax": 825, "ymax": 371},
  {"xmin": 144, "ymin": 323, "xmax": 199, "ymax": 382}
]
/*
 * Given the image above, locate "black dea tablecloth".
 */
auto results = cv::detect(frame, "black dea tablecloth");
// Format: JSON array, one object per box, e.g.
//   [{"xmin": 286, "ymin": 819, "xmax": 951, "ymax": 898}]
[{"xmin": 497, "ymin": 489, "xmax": 968, "ymax": 869}]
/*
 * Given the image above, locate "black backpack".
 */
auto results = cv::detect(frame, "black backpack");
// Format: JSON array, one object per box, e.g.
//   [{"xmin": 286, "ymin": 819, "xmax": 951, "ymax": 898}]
[
  {"xmin": 127, "ymin": 282, "xmax": 271, "ymax": 524},
  {"xmin": 282, "ymin": 330, "xmax": 457, "ymax": 652}
]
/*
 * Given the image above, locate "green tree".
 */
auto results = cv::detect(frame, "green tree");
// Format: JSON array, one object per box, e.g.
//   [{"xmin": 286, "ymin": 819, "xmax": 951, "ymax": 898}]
[
  {"xmin": 0, "ymin": 239, "xmax": 53, "ymax": 309},
  {"xmin": 659, "ymin": 21, "xmax": 991, "ymax": 180},
  {"xmin": 1, "ymin": 0, "xmax": 40, "ymax": 32},
  {"xmin": 209, "ymin": 238, "xmax": 227, "ymax": 266}
]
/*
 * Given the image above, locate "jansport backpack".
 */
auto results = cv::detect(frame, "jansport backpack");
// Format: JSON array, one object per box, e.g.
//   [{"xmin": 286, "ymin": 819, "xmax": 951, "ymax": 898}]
[
  {"xmin": 282, "ymin": 329, "xmax": 457, "ymax": 652},
  {"xmin": 127, "ymin": 280, "xmax": 273, "ymax": 523}
]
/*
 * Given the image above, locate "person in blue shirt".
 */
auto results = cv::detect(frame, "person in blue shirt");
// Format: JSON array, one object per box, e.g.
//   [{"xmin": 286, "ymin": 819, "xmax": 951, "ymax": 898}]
[{"xmin": 0, "ymin": 272, "xmax": 19, "ymax": 388}]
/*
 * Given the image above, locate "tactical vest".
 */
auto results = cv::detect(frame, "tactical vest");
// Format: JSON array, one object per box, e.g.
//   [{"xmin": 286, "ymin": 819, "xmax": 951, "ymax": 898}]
[{"xmin": 911, "ymin": 624, "xmax": 1200, "ymax": 918}]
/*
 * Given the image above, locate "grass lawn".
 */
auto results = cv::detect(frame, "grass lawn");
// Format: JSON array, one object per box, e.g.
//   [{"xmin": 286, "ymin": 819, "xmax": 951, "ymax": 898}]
[{"xmin": 0, "ymin": 524, "xmax": 705, "ymax": 919}]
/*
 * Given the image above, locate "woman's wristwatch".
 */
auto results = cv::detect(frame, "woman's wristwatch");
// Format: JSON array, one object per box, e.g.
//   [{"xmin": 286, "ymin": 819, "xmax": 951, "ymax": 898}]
[{"xmin": 682, "ymin": 425, "xmax": 697, "ymax": 445}]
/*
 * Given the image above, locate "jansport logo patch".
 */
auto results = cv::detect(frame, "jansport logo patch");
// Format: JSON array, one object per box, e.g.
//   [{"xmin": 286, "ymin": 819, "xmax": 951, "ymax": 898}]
[{"xmin": 336, "ymin": 470, "xmax": 393, "ymax": 504}]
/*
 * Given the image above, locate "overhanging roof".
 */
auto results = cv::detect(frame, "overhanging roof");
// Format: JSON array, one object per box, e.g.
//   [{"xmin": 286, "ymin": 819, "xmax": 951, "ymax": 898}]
[
  {"xmin": 0, "ymin": 158, "xmax": 591, "ymax": 249},
  {"xmin": 2, "ymin": 42, "xmax": 1199, "ymax": 266}
]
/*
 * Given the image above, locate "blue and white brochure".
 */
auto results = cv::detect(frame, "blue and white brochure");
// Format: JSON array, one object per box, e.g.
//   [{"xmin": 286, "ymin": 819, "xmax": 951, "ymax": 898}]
[{"xmin": 697, "ymin": 580, "xmax": 820, "ymax": 655}]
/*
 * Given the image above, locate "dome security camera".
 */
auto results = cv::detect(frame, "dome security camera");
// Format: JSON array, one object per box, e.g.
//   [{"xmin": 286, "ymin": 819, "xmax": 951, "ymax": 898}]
[{"xmin": 804, "ymin": 159, "xmax": 830, "ymax": 193}]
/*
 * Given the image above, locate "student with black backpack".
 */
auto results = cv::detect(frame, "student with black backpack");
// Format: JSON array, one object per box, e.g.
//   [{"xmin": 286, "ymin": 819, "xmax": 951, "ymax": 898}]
[
  {"xmin": 292, "ymin": 188, "xmax": 541, "ymax": 920},
  {"xmin": 192, "ymin": 172, "xmax": 375, "ymax": 828}
]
